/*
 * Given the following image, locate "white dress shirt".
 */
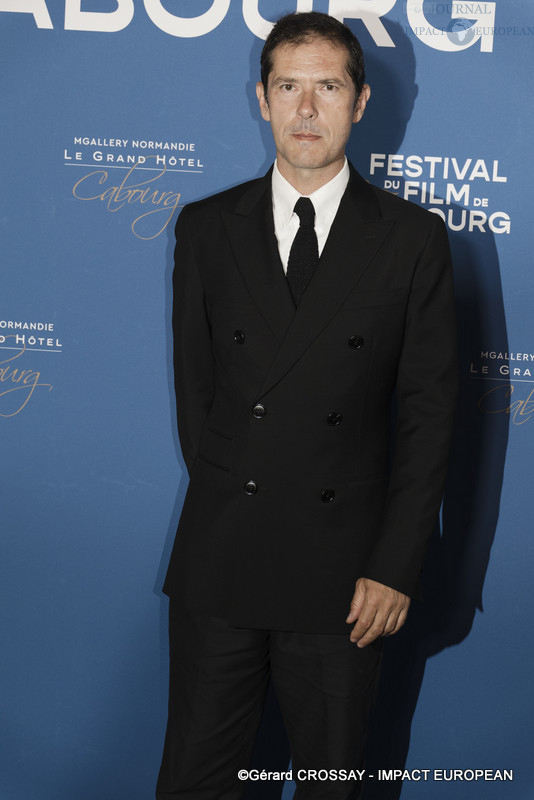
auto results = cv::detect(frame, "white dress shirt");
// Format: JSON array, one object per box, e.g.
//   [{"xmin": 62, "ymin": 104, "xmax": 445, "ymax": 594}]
[{"xmin": 271, "ymin": 158, "xmax": 350, "ymax": 273}]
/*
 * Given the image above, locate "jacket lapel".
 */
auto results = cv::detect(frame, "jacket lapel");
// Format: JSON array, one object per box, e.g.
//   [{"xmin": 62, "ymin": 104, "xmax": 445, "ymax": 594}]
[
  {"xmin": 222, "ymin": 171, "xmax": 295, "ymax": 344},
  {"xmin": 257, "ymin": 166, "xmax": 394, "ymax": 398},
  {"xmin": 222, "ymin": 165, "xmax": 394, "ymax": 399}
]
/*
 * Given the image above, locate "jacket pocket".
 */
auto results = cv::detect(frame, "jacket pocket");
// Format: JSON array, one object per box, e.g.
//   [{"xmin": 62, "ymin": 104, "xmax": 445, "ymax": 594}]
[{"xmin": 198, "ymin": 425, "xmax": 233, "ymax": 472}]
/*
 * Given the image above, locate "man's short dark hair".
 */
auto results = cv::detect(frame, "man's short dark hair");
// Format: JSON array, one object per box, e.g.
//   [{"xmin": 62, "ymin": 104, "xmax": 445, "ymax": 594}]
[{"xmin": 260, "ymin": 11, "xmax": 366, "ymax": 99}]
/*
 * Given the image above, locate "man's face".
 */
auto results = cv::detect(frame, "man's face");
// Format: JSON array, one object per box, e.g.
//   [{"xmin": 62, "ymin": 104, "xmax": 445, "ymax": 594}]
[{"xmin": 256, "ymin": 37, "xmax": 370, "ymax": 189}]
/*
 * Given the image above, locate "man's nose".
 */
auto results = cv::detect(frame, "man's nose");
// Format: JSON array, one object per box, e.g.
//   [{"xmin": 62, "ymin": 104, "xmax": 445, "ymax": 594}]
[{"xmin": 297, "ymin": 90, "xmax": 317, "ymax": 119}]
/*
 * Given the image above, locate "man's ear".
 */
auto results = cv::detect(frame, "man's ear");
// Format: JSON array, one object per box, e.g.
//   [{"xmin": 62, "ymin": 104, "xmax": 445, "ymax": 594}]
[
  {"xmin": 256, "ymin": 81, "xmax": 271, "ymax": 121},
  {"xmin": 353, "ymin": 84, "xmax": 371, "ymax": 124}
]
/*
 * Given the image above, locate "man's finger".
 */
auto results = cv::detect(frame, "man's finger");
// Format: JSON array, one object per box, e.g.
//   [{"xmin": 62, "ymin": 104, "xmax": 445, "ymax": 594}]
[
  {"xmin": 390, "ymin": 605, "xmax": 410, "ymax": 636},
  {"xmin": 349, "ymin": 608, "xmax": 378, "ymax": 643},
  {"xmin": 345, "ymin": 582, "xmax": 366, "ymax": 624}
]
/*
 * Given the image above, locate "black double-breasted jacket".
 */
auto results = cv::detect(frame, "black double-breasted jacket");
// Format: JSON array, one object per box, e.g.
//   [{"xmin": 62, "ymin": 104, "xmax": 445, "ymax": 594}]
[{"xmin": 163, "ymin": 163, "xmax": 458, "ymax": 634}]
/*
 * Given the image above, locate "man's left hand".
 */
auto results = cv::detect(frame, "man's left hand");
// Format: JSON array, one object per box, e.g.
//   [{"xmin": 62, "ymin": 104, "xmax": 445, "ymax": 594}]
[{"xmin": 346, "ymin": 577, "xmax": 411, "ymax": 647}]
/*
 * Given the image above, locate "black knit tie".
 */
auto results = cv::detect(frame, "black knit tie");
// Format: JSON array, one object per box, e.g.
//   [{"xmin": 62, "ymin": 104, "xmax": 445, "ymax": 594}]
[{"xmin": 286, "ymin": 197, "xmax": 319, "ymax": 305}]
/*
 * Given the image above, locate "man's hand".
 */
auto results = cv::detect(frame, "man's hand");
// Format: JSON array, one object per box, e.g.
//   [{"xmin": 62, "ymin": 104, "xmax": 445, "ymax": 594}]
[{"xmin": 346, "ymin": 578, "xmax": 411, "ymax": 647}]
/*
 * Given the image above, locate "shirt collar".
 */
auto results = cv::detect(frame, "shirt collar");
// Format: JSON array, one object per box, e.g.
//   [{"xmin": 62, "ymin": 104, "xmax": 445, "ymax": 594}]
[{"xmin": 272, "ymin": 157, "xmax": 350, "ymax": 230}]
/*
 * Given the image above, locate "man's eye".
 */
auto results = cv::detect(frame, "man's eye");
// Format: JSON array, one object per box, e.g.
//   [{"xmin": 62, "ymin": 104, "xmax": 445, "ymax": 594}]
[
  {"xmin": 282, "ymin": 84, "xmax": 293, "ymax": 91},
  {"xmin": 324, "ymin": 84, "xmax": 336, "ymax": 91}
]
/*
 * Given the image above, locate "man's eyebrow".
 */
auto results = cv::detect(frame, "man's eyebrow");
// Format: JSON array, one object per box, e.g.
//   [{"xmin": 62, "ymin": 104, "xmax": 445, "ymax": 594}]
[{"xmin": 271, "ymin": 77, "xmax": 348, "ymax": 86}]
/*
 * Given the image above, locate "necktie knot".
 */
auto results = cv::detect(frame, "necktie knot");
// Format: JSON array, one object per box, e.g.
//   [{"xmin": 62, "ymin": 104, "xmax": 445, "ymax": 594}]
[{"xmin": 294, "ymin": 196, "xmax": 315, "ymax": 228}]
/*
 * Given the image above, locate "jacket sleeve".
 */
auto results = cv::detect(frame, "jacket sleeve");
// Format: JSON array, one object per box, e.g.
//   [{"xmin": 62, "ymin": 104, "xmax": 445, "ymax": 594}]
[
  {"xmin": 363, "ymin": 214, "xmax": 458, "ymax": 597},
  {"xmin": 172, "ymin": 205, "xmax": 215, "ymax": 475}
]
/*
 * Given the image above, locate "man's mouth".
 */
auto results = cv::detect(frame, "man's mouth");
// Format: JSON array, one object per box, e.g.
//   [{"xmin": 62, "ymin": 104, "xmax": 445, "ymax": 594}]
[{"xmin": 292, "ymin": 133, "xmax": 321, "ymax": 140}]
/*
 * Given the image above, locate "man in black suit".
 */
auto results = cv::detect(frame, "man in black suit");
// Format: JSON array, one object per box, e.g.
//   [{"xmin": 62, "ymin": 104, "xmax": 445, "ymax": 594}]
[{"xmin": 157, "ymin": 11, "xmax": 457, "ymax": 800}]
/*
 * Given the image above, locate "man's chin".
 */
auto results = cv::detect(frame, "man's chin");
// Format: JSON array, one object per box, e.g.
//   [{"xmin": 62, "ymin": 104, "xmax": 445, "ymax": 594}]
[{"xmin": 282, "ymin": 153, "xmax": 329, "ymax": 172}]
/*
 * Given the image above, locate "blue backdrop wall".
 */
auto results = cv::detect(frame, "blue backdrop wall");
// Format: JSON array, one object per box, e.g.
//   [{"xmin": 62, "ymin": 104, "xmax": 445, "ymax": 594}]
[{"xmin": 1, "ymin": 2, "xmax": 533, "ymax": 798}]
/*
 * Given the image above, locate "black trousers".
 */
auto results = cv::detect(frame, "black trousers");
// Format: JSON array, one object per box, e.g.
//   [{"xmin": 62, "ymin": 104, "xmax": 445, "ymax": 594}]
[{"xmin": 156, "ymin": 601, "xmax": 382, "ymax": 800}]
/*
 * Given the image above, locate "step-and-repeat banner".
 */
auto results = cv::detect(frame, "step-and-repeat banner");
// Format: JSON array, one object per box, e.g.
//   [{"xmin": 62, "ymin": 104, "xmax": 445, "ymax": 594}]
[{"xmin": 2, "ymin": 2, "xmax": 532, "ymax": 799}]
